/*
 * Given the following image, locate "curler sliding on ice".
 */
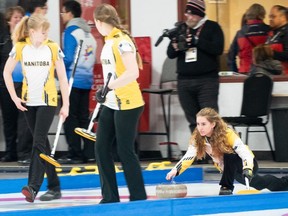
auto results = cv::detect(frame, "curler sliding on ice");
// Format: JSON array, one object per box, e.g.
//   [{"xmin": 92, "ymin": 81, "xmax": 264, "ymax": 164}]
[
  {"xmin": 166, "ymin": 108, "xmax": 288, "ymax": 195},
  {"xmin": 40, "ymin": 40, "xmax": 83, "ymax": 167},
  {"xmin": 74, "ymin": 72, "xmax": 112, "ymax": 142}
]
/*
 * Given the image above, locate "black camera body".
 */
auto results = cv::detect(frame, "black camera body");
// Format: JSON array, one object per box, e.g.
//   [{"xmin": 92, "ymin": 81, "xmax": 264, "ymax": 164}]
[{"xmin": 155, "ymin": 22, "xmax": 189, "ymax": 51}]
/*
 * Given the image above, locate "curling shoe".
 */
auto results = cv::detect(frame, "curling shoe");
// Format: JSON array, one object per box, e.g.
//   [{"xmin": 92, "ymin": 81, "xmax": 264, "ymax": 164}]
[
  {"xmin": 219, "ymin": 186, "xmax": 233, "ymax": 195},
  {"xmin": 40, "ymin": 190, "xmax": 62, "ymax": 201},
  {"xmin": 22, "ymin": 186, "xmax": 37, "ymax": 203}
]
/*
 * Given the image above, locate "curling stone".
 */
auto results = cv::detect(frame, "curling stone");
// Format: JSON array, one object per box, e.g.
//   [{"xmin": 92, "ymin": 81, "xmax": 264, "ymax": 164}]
[{"xmin": 156, "ymin": 183, "xmax": 187, "ymax": 198}]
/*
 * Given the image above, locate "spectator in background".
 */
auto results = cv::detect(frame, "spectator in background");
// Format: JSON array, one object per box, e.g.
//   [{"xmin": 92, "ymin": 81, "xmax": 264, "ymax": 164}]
[
  {"xmin": 250, "ymin": 44, "xmax": 282, "ymax": 76},
  {"xmin": 59, "ymin": 0, "xmax": 97, "ymax": 164},
  {"xmin": 26, "ymin": 0, "xmax": 48, "ymax": 16},
  {"xmin": 227, "ymin": 3, "xmax": 270, "ymax": 74},
  {"xmin": 167, "ymin": 0, "xmax": 224, "ymax": 134},
  {"xmin": 0, "ymin": 6, "xmax": 25, "ymax": 162},
  {"xmin": 227, "ymin": 13, "xmax": 247, "ymax": 72},
  {"xmin": 266, "ymin": 5, "xmax": 288, "ymax": 74}
]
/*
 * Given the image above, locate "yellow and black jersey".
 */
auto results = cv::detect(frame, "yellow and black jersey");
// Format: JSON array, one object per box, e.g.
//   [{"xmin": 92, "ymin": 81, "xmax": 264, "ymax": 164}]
[
  {"xmin": 9, "ymin": 38, "xmax": 64, "ymax": 107},
  {"xmin": 173, "ymin": 128, "xmax": 254, "ymax": 175},
  {"xmin": 100, "ymin": 27, "xmax": 144, "ymax": 110}
]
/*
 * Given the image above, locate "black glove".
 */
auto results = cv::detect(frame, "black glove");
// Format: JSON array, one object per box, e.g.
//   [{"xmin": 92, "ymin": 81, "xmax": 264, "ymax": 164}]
[
  {"xmin": 95, "ymin": 86, "xmax": 111, "ymax": 104},
  {"xmin": 243, "ymin": 168, "xmax": 253, "ymax": 182}
]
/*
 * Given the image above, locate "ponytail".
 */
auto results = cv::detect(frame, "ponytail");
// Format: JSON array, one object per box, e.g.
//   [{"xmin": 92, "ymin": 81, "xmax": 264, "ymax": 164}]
[
  {"xmin": 94, "ymin": 3, "xmax": 143, "ymax": 70},
  {"xmin": 12, "ymin": 16, "xmax": 29, "ymax": 44}
]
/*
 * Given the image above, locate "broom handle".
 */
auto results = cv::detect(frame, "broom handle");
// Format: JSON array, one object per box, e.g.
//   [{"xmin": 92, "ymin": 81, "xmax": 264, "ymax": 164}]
[
  {"xmin": 50, "ymin": 40, "xmax": 83, "ymax": 157},
  {"xmin": 87, "ymin": 103, "xmax": 101, "ymax": 132},
  {"xmin": 86, "ymin": 72, "xmax": 112, "ymax": 132},
  {"xmin": 245, "ymin": 177, "xmax": 250, "ymax": 190},
  {"xmin": 50, "ymin": 116, "xmax": 64, "ymax": 157}
]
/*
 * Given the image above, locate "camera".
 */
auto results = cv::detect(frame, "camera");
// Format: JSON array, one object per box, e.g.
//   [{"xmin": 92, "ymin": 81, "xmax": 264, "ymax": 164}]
[{"xmin": 155, "ymin": 22, "xmax": 189, "ymax": 51}]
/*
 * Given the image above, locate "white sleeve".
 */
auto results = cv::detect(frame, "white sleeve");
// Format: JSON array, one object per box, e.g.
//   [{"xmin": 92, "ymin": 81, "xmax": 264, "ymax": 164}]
[
  {"xmin": 233, "ymin": 137, "xmax": 254, "ymax": 170},
  {"xmin": 174, "ymin": 144, "xmax": 197, "ymax": 175},
  {"xmin": 118, "ymin": 40, "xmax": 134, "ymax": 54}
]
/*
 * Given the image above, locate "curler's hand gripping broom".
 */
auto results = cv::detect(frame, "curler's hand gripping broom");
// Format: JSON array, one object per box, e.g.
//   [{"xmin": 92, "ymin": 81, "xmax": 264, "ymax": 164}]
[
  {"xmin": 40, "ymin": 40, "xmax": 83, "ymax": 167},
  {"xmin": 74, "ymin": 72, "xmax": 112, "ymax": 142}
]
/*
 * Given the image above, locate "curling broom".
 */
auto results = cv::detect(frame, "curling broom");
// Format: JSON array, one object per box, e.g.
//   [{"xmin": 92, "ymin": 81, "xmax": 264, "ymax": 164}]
[
  {"xmin": 40, "ymin": 39, "xmax": 84, "ymax": 167},
  {"xmin": 74, "ymin": 72, "xmax": 112, "ymax": 141},
  {"xmin": 237, "ymin": 177, "xmax": 260, "ymax": 194}
]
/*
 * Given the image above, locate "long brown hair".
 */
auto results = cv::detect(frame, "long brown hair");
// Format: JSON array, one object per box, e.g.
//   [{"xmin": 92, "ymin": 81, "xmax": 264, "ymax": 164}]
[
  {"xmin": 93, "ymin": 3, "xmax": 143, "ymax": 70},
  {"xmin": 190, "ymin": 108, "xmax": 234, "ymax": 160},
  {"xmin": 12, "ymin": 14, "xmax": 50, "ymax": 44}
]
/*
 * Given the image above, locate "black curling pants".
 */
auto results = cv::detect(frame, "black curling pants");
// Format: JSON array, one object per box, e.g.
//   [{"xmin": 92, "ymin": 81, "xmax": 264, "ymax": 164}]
[
  {"xmin": 24, "ymin": 106, "xmax": 60, "ymax": 193},
  {"xmin": 220, "ymin": 153, "xmax": 288, "ymax": 192},
  {"xmin": 95, "ymin": 105, "xmax": 147, "ymax": 203}
]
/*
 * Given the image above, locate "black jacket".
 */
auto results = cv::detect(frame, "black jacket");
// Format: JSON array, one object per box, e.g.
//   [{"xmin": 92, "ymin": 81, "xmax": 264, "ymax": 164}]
[
  {"xmin": 167, "ymin": 20, "xmax": 224, "ymax": 79},
  {"xmin": 0, "ymin": 24, "xmax": 13, "ymax": 87}
]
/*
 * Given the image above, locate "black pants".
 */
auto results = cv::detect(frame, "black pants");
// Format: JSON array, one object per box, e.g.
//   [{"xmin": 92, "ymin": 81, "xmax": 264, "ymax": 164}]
[
  {"xmin": 220, "ymin": 153, "xmax": 288, "ymax": 191},
  {"xmin": 0, "ymin": 86, "xmax": 18, "ymax": 158},
  {"xmin": 177, "ymin": 78, "xmax": 219, "ymax": 132},
  {"xmin": 24, "ymin": 106, "xmax": 60, "ymax": 193},
  {"xmin": 0, "ymin": 83, "xmax": 32, "ymax": 160},
  {"xmin": 17, "ymin": 111, "xmax": 33, "ymax": 160},
  {"xmin": 95, "ymin": 106, "xmax": 147, "ymax": 203},
  {"xmin": 63, "ymin": 87, "xmax": 94, "ymax": 160}
]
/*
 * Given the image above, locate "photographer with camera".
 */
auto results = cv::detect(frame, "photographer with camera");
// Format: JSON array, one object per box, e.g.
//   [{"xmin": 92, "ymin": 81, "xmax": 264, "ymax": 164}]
[{"xmin": 167, "ymin": 0, "xmax": 224, "ymax": 138}]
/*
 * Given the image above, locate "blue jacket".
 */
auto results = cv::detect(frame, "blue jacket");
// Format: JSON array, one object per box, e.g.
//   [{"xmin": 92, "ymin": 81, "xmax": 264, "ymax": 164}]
[{"xmin": 63, "ymin": 18, "xmax": 97, "ymax": 89}]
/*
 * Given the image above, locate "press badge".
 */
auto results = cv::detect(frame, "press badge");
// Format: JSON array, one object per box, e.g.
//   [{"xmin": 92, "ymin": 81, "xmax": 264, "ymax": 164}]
[{"xmin": 185, "ymin": 48, "xmax": 197, "ymax": 62}]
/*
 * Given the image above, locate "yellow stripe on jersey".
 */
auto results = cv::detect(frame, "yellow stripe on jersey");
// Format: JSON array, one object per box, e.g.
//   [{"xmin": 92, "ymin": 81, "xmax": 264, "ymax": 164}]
[
  {"xmin": 226, "ymin": 127, "xmax": 254, "ymax": 169},
  {"xmin": 105, "ymin": 28, "xmax": 144, "ymax": 110},
  {"xmin": 176, "ymin": 156, "xmax": 195, "ymax": 175},
  {"xmin": 226, "ymin": 128, "xmax": 240, "ymax": 148}
]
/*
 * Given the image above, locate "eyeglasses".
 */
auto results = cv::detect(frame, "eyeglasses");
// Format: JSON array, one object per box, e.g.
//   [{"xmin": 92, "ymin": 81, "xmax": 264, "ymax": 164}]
[{"xmin": 60, "ymin": 11, "xmax": 68, "ymax": 15}]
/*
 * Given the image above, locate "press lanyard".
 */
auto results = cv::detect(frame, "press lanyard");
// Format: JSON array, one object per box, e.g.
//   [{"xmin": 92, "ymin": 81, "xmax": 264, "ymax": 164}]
[{"xmin": 188, "ymin": 21, "xmax": 206, "ymax": 38}]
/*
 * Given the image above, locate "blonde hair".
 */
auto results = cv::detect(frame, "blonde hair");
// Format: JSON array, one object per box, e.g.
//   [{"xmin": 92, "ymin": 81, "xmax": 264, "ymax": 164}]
[
  {"xmin": 191, "ymin": 108, "xmax": 234, "ymax": 160},
  {"xmin": 93, "ymin": 3, "xmax": 143, "ymax": 70},
  {"xmin": 12, "ymin": 14, "xmax": 50, "ymax": 44}
]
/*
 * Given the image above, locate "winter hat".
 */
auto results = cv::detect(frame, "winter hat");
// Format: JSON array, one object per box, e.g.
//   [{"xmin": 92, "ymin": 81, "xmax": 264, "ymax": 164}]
[{"xmin": 186, "ymin": 0, "xmax": 206, "ymax": 17}]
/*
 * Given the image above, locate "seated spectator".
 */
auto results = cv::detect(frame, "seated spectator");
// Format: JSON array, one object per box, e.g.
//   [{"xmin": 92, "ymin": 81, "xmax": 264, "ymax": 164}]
[
  {"xmin": 228, "ymin": 4, "xmax": 270, "ymax": 73},
  {"xmin": 250, "ymin": 44, "xmax": 283, "ymax": 75}
]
